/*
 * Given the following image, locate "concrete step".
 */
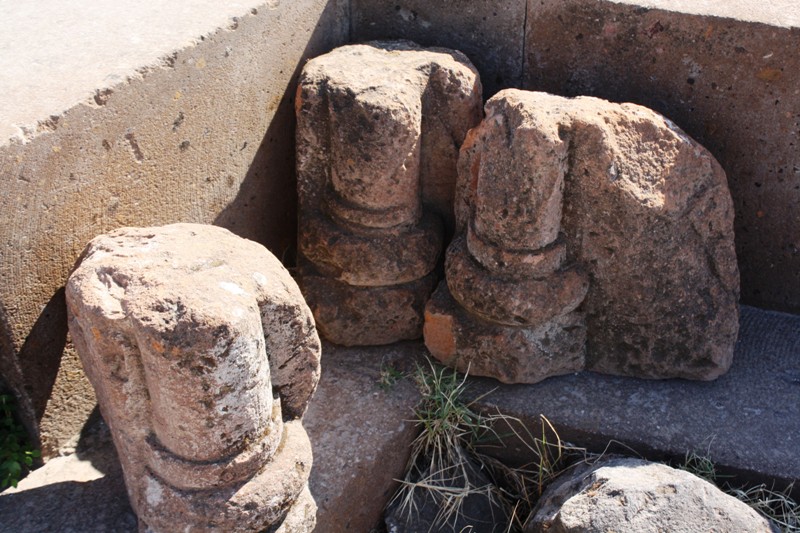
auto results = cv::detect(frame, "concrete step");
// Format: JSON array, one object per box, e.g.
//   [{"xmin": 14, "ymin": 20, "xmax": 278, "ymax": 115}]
[{"xmin": 468, "ymin": 305, "xmax": 800, "ymax": 495}]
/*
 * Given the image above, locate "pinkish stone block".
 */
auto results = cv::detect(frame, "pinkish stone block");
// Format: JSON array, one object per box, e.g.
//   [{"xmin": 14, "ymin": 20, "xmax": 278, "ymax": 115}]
[
  {"xmin": 66, "ymin": 223, "xmax": 320, "ymax": 532},
  {"xmin": 295, "ymin": 41, "xmax": 482, "ymax": 345}
]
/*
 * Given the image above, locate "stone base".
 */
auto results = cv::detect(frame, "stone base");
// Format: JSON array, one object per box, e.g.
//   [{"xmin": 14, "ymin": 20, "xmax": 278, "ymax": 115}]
[
  {"xmin": 299, "ymin": 271, "xmax": 437, "ymax": 346},
  {"xmin": 138, "ymin": 420, "xmax": 314, "ymax": 533},
  {"xmin": 445, "ymin": 234, "xmax": 588, "ymax": 326},
  {"xmin": 299, "ymin": 211, "xmax": 443, "ymax": 287},
  {"xmin": 423, "ymin": 282, "xmax": 586, "ymax": 384}
]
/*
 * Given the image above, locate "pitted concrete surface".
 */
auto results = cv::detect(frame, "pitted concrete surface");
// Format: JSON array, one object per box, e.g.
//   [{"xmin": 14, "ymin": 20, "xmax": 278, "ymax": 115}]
[
  {"xmin": 0, "ymin": 0, "xmax": 267, "ymax": 144},
  {"xmin": 1, "ymin": 306, "xmax": 796, "ymax": 531},
  {"xmin": 471, "ymin": 305, "xmax": 800, "ymax": 491}
]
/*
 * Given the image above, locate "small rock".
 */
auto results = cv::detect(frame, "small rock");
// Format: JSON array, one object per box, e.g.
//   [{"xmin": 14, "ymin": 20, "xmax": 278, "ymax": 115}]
[{"xmin": 525, "ymin": 457, "xmax": 777, "ymax": 533}]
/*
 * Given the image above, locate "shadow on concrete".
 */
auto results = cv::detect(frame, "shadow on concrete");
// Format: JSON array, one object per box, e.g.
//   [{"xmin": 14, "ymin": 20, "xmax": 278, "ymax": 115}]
[
  {"xmin": 215, "ymin": 0, "xmax": 351, "ymax": 266},
  {"xmin": 17, "ymin": 288, "xmax": 68, "ymax": 422},
  {"xmin": 0, "ymin": 288, "xmax": 68, "ymax": 452},
  {"xmin": 0, "ymin": 407, "xmax": 135, "ymax": 533},
  {"xmin": 0, "ymin": 475, "xmax": 136, "ymax": 533},
  {"xmin": 213, "ymin": 87, "xmax": 298, "ymax": 262}
]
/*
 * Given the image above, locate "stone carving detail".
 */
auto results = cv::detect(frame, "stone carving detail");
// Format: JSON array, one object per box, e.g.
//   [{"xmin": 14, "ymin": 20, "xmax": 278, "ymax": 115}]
[
  {"xmin": 65, "ymin": 224, "xmax": 321, "ymax": 533},
  {"xmin": 295, "ymin": 41, "xmax": 482, "ymax": 346},
  {"xmin": 425, "ymin": 90, "xmax": 590, "ymax": 383},
  {"xmin": 426, "ymin": 90, "xmax": 740, "ymax": 382}
]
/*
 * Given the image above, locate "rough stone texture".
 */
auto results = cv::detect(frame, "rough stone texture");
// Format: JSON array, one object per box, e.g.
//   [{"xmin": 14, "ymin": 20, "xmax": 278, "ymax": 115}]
[
  {"xmin": 273, "ymin": 486, "xmax": 317, "ymax": 533},
  {"xmin": 299, "ymin": 272, "xmax": 438, "ymax": 347},
  {"xmin": 1, "ymin": 341, "xmax": 424, "ymax": 533},
  {"xmin": 65, "ymin": 224, "xmax": 321, "ymax": 532},
  {"xmin": 446, "ymin": 236, "xmax": 589, "ymax": 328},
  {"xmin": 351, "ymin": 0, "xmax": 526, "ymax": 98},
  {"xmin": 299, "ymin": 212, "xmax": 444, "ymax": 287},
  {"xmin": 296, "ymin": 41, "xmax": 482, "ymax": 345},
  {"xmin": 439, "ymin": 89, "xmax": 739, "ymax": 381},
  {"xmin": 426, "ymin": 89, "xmax": 596, "ymax": 383},
  {"xmin": 525, "ymin": 0, "xmax": 800, "ymax": 314},
  {"xmin": 305, "ymin": 341, "xmax": 424, "ymax": 532},
  {"xmin": 524, "ymin": 457, "xmax": 777, "ymax": 532},
  {"xmin": 0, "ymin": 0, "xmax": 349, "ymax": 458},
  {"xmin": 425, "ymin": 283, "xmax": 586, "ymax": 384}
]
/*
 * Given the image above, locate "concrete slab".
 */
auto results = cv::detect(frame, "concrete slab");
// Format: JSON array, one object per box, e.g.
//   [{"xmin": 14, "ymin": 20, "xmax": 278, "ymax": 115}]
[
  {"xmin": 0, "ymin": 340, "xmax": 424, "ymax": 533},
  {"xmin": 350, "ymin": 0, "xmax": 527, "ymax": 97},
  {"xmin": 610, "ymin": 0, "xmax": 800, "ymax": 28},
  {"xmin": 305, "ymin": 341, "xmax": 424, "ymax": 533},
  {"xmin": 1, "ymin": 306, "xmax": 796, "ymax": 529},
  {"xmin": 0, "ymin": 0, "xmax": 349, "ymax": 457},
  {"xmin": 525, "ymin": 0, "xmax": 800, "ymax": 314},
  {"xmin": 0, "ymin": 0, "xmax": 267, "ymax": 145},
  {"xmin": 469, "ymin": 305, "xmax": 800, "ymax": 492},
  {"xmin": 0, "ymin": 412, "xmax": 137, "ymax": 533}
]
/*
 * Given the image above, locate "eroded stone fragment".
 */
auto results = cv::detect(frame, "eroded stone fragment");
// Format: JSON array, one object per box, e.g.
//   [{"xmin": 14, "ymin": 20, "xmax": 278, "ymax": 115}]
[
  {"xmin": 65, "ymin": 223, "xmax": 321, "ymax": 533},
  {"xmin": 296, "ymin": 41, "xmax": 482, "ymax": 345},
  {"xmin": 525, "ymin": 458, "xmax": 777, "ymax": 533},
  {"xmin": 552, "ymin": 91, "xmax": 740, "ymax": 380},
  {"xmin": 299, "ymin": 272, "xmax": 437, "ymax": 347},
  {"xmin": 430, "ymin": 89, "xmax": 739, "ymax": 382},
  {"xmin": 426, "ymin": 89, "xmax": 590, "ymax": 383}
]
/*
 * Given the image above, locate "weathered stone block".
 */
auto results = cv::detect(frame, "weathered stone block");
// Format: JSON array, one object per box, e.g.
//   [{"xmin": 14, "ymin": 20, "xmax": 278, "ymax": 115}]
[
  {"xmin": 65, "ymin": 223, "xmax": 321, "ymax": 532},
  {"xmin": 525, "ymin": 0, "xmax": 800, "ymax": 314},
  {"xmin": 446, "ymin": 235, "xmax": 588, "ymax": 327},
  {"xmin": 299, "ymin": 212, "xmax": 443, "ymax": 287},
  {"xmin": 426, "ymin": 87, "xmax": 591, "ymax": 383},
  {"xmin": 299, "ymin": 270, "xmax": 437, "ymax": 347},
  {"xmin": 296, "ymin": 41, "xmax": 482, "ymax": 346},
  {"xmin": 429, "ymin": 89, "xmax": 739, "ymax": 382}
]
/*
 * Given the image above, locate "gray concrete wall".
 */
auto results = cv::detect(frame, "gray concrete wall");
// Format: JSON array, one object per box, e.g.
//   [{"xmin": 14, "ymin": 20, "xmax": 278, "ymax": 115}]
[
  {"xmin": 0, "ymin": 0, "xmax": 349, "ymax": 456},
  {"xmin": 351, "ymin": 0, "xmax": 800, "ymax": 314},
  {"xmin": 350, "ymin": 0, "xmax": 527, "ymax": 98}
]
